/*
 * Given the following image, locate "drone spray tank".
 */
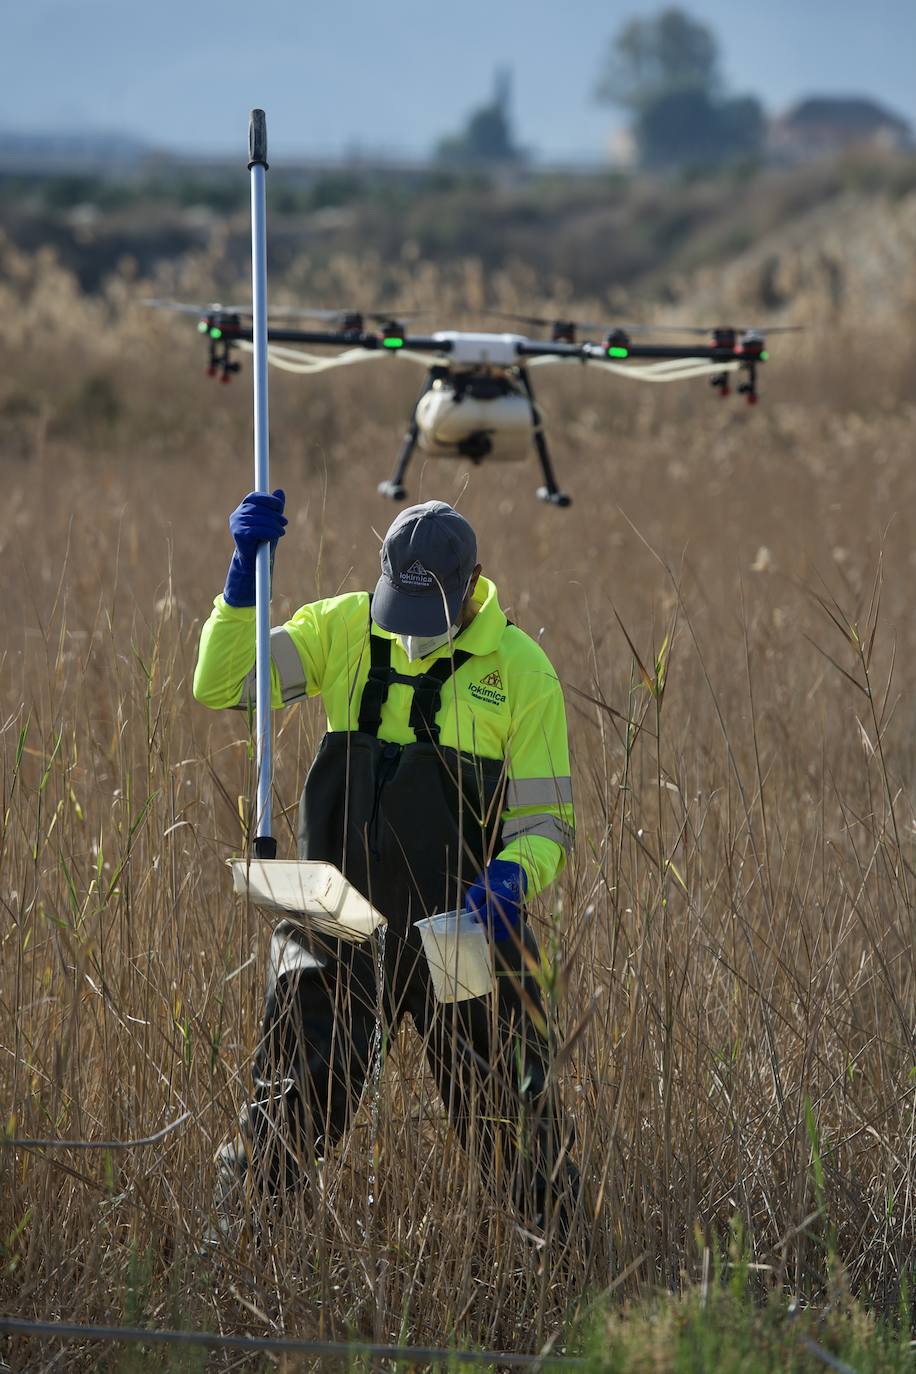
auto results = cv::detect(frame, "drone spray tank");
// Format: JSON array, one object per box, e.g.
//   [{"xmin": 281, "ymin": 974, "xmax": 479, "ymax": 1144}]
[{"xmin": 415, "ymin": 382, "xmax": 532, "ymax": 463}]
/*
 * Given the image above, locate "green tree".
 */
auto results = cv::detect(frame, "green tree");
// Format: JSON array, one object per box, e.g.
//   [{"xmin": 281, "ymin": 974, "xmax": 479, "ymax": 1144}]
[
  {"xmin": 636, "ymin": 89, "xmax": 766, "ymax": 168},
  {"xmin": 594, "ymin": 7, "xmax": 764, "ymax": 169},
  {"xmin": 720, "ymin": 95, "xmax": 766, "ymax": 158},
  {"xmin": 594, "ymin": 7, "xmax": 720, "ymax": 111},
  {"xmin": 435, "ymin": 68, "xmax": 525, "ymax": 165}
]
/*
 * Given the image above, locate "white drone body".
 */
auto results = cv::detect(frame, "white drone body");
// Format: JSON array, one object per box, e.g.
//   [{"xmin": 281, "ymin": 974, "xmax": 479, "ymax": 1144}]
[{"xmin": 430, "ymin": 332, "xmax": 526, "ymax": 365}]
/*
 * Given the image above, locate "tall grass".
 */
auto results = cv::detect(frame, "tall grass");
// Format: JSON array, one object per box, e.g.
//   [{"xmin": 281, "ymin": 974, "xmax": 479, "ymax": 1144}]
[{"xmin": 1, "ymin": 234, "xmax": 915, "ymax": 1368}]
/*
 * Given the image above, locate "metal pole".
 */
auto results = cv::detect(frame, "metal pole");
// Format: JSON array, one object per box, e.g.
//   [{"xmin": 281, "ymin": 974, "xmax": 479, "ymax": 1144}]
[{"xmin": 248, "ymin": 109, "xmax": 276, "ymax": 860}]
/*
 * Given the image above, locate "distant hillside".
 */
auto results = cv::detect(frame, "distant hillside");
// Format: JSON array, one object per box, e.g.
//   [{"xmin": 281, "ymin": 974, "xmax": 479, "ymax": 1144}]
[
  {"xmin": 0, "ymin": 128, "xmax": 153, "ymax": 171},
  {"xmin": 678, "ymin": 180, "xmax": 916, "ymax": 326},
  {"xmin": 1, "ymin": 147, "xmax": 914, "ymax": 318}
]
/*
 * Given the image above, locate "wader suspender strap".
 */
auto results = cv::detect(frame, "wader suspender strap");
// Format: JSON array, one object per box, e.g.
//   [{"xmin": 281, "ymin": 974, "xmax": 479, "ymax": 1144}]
[
  {"xmin": 408, "ymin": 652, "xmax": 473, "ymax": 743},
  {"xmin": 356, "ymin": 625, "xmax": 391, "ymax": 737},
  {"xmin": 357, "ymin": 604, "xmax": 473, "ymax": 744}
]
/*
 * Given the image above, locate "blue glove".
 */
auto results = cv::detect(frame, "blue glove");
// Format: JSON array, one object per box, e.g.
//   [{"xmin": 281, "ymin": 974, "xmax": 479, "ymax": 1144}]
[
  {"xmin": 465, "ymin": 859, "xmax": 528, "ymax": 942},
  {"xmin": 223, "ymin": 489, "xmax": 287, "ymax": 608}
]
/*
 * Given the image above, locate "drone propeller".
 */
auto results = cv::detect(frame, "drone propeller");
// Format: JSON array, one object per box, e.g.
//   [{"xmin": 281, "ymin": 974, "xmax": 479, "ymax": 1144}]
[
  {"xmin": 485, "ymin": 310, "xmax": 658, "ymax": 341},
  {"xmin": 368, "ymin": 310, "xmax": 426, "ymax": 325},
  {"xmin": 142, "ymin": 299, "xmax": 424, "ymax": 329},
  {"xmin": 485, "ymin": 310, "xmax": 579, "ymax": 329},
  {"xmin": 644, "ymin": 323, "xmax": 804, "ymax": 336},
  {"xmin": 143, "ymin": 298, "xmax": 250, "ymax": 316},
  {"xmin": 260, "ymin": 305, "xmax": 425, "ymax": 325},
  {"xmin": 231, "ymin": 304, "xmax": 341, "ymax": 320},
  {"xmin": 261, "ymin": 306, "xmax": 354, "ymax": 321},
  {"xmin": 487, "ymin": 310, "xmax": 804, "ymax": 341}
]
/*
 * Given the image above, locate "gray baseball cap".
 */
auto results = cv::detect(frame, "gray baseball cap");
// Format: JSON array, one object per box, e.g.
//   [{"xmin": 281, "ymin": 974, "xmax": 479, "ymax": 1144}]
[{"xmin": 372, "ymin": 501, "xmax": 478, "ymax": 636}]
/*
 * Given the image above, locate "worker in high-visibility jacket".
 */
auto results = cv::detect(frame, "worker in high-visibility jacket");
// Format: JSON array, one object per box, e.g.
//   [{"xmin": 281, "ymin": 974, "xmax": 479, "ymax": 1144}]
[{"xmin": 194, "ymin": 493, "xmax": 577, "ymax": 1233}]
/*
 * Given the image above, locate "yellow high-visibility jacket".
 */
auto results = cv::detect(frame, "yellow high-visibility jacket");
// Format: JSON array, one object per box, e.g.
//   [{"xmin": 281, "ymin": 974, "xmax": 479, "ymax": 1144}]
[{"xmin": 193, "ymin": 575, "xmax": 574, "ymax": 896}]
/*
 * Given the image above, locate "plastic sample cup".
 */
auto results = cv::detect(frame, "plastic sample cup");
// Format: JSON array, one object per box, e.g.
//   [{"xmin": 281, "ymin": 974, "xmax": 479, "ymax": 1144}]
[{"xmin": 415, "ymin": 910, "xmax": 495, "ymax": 1003}]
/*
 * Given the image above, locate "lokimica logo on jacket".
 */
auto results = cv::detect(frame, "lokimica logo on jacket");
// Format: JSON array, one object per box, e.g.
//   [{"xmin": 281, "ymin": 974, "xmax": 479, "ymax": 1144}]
[{"xmin": 469, "ymin": 669, "xmax": 507, "ymax": 706}]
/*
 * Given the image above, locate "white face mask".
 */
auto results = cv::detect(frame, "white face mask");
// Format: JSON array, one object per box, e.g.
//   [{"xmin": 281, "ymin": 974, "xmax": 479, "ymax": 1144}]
[
  {"xmin": 398, "ymin": 623, "xmax": 460, "ymax": 662},
  {"xmin": 392, "ymin": 573, "xmax": 475, "ymax": 662}
]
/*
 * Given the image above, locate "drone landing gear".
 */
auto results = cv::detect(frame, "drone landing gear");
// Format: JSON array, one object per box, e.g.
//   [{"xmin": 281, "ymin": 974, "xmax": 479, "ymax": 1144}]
[
  {"xmin": 378, "ymin": 426, "xmax": 416, "ymax": 500},
  {"xmin": 518, "ymin": 366, "xmax": 571, "ymax": 508},
  {"xmin": 537, "ymin": 482, "xmax": 572, "ymax": 508},
  {"xmin": 378, "ymin": 479, "xmax": 408, "ymax": 500},
  {"xmin": 378, "ymin": 372, "xmax": 440, "ymax": 501},
  {"xmin": 207, "ymin": 334, "xmax": 241, "ymax": 383},
  {"xmin": 737, "ymin": 362, "xmax": 759, "ymax": 405}
]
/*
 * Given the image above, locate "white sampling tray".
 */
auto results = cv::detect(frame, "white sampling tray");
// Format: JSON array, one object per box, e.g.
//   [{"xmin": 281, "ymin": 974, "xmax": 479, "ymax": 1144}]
[{"xmin": 229, "ymin": 859, "xmax": 387, "ymax": 943}]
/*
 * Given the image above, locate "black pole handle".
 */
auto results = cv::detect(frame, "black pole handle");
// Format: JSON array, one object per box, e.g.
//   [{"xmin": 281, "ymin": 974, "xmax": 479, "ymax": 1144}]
[{"xmin": 248, "ymin": 109, "xmax": 268, "ymax": 170}]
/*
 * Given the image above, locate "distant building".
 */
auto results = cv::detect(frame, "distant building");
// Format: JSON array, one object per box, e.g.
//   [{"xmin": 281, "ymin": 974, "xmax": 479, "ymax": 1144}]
[{"xmin": 769, "ymin": 96, "xmax": 913, "ymax": 163}]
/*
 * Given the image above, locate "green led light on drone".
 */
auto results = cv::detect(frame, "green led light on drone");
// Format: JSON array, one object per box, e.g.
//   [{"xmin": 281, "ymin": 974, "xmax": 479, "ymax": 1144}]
[
  {"xmin": 382, "ymin": 337, "xmax": 404, "ymax": 349},
  {"xmin": 761, "ymin": 350, "xmax": 769, "ymax": 361},
  {"xmin": 209, "ymin": 327, "xmax": 223, "ymax": 340},
  {"xmin": 607, "ymin": 345, "xmax": 629, "ymax": 358}
]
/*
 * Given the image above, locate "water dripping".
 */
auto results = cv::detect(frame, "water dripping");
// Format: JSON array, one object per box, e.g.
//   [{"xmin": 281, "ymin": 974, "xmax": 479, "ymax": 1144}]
[{"xmin": 366, "ymin": 922, "xmax": 386, "ymax": 1215}]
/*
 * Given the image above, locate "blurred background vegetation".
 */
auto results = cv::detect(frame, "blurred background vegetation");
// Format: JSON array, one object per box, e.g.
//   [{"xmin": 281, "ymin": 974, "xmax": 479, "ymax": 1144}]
[{"xmin": 2, "ymin": 5, "xmax": 913, "ymax": 296}]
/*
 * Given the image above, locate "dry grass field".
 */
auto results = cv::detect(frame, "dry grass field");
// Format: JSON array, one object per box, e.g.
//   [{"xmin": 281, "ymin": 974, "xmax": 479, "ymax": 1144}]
[{"xmin": 1, "ymin": 181, "xmax": 916, "ymax": 1368}]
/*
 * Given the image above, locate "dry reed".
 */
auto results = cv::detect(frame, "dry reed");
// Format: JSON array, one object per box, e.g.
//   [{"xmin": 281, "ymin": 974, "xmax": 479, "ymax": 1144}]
[{"xmin": 1, "ymin": 222, "xmax": 915, "ymax": 1368}]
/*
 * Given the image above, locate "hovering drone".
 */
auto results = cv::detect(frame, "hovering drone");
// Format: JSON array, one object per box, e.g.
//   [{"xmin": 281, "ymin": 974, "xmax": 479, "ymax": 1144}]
[{"xmin": 147, "ymin": 300, "xmax": 799, "ymax": 506}]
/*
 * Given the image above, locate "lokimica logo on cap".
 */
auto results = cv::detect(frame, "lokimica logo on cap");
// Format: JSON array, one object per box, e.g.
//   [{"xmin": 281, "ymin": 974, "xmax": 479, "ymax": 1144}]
[{"xmin": 400, "ymin": 559, "xmax": 434, "ymax": 589}]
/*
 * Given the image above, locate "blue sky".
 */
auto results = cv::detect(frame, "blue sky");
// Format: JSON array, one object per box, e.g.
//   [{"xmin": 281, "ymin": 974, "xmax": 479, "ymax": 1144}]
[{"xmin": 3, "ymin": 0, "xmax": 914, "ymax": 161}]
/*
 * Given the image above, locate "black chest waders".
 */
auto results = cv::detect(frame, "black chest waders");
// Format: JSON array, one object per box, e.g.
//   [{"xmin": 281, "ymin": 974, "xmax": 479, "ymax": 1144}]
[
  {"xmin": 244, "ymin": 613, "xmax": 579, "ymax": 1234},
  {"xmin": 297, "ymin": 626, "xmax": 506, "ymax": 944}
]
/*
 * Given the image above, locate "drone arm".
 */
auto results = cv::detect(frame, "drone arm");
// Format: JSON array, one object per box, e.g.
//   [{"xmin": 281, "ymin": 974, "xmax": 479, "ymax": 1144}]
[
  {"xmin": 515, "ymin": 340, "xmax": 581, "ymax": 360},
  {"xmin": 219, "ymin": 325, "xmax": 456, "ymax": 354},
  {"xmin": 586, "ymin": 342, "xmax": 741, "ymax": 362},
  {"xmin": 518, "ymin": 340, "xmax": 755, "ymax": 364}
]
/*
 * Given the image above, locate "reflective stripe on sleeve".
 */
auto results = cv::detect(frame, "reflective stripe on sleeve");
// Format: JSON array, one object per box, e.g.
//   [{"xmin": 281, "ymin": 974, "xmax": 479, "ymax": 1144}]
[
  {"xmin": 501, "ymin": 812, "xmax": 575, "ymax": 853},
  {"xmin": 506, "ymin": 775, "xmax": 573, "ymax": 808},
  {"xmin": 234, "ymin": 670, "xmax": 255, "ymax": 709},
  {"xmin": 270, "ymin": 926, "xmax": 326, "ymax": 980},
  {"xmin": 234, "ymin": 626, "xmax": 308, "ymax": 707},
  {"xmin": 270, "ymin": 627, "xmax": 308, "ymax": 702}
]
